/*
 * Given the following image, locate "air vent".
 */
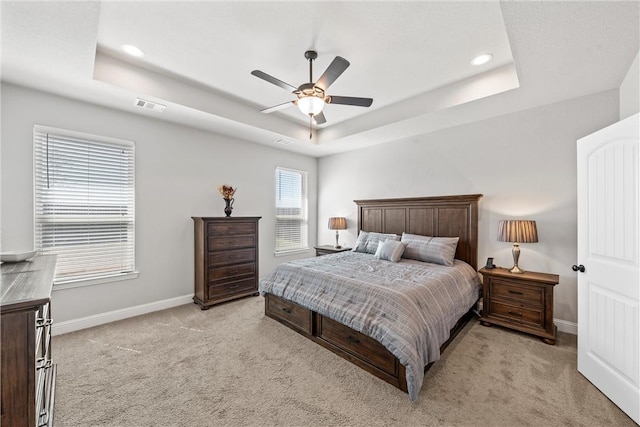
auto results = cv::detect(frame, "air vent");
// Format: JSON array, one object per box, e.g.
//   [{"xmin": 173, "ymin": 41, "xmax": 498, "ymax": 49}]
[
  {"xmin": 134, "ymin": 98, "xmax": 166, "ymax": 112},
  {"xmin": 274, "ymin": 138, "xmax": 295, "ymax": 145}
]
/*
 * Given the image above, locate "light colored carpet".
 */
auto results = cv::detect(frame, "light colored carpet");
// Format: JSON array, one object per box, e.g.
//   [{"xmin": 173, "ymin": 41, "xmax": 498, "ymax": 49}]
[{"xmin": 53, "ymin": 296, "xmax": 634, "ymax": 426}]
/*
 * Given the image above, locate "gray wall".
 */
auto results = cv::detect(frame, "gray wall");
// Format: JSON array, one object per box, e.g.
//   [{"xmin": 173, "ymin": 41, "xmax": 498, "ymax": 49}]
[
  {"xmin": 317, "ymin": 90, "xmax": 619, "ymax": 325},
  {"xmin": 620, "ymin": 50, "xmax": 639, "ymax": 120},
  {"xmin": 1, "ymin": 83, "xmax": 318, "ymax": 323}
]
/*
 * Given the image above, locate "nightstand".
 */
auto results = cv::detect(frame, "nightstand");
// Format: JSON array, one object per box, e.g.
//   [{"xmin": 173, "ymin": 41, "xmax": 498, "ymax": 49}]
[
  {"xmin": 314, "ymin": 245, "xmax": 352, "ymax": 256},
  {"xmin": 479, "ymin": 267, "xmax": 559, "ymax": 345}
]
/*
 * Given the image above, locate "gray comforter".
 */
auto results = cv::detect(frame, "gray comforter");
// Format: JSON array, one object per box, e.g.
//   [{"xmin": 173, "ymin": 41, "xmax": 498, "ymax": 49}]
[{"xmin": 259, "ymin": 251, "xmax": 480, "ymax": 400}]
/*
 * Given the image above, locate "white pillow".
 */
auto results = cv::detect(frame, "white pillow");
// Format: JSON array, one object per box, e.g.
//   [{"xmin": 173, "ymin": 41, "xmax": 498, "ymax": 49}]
[
  {"xmin": 374, "ymin": 240, "xmax": 406, "ymax": 262},
  {"xmin": 352, "ymin": 231, "xmax": 400, "ymax": 254},
  {"xmin": 400, "ymin": 233, "xmax": 459, "ymax": 267}
]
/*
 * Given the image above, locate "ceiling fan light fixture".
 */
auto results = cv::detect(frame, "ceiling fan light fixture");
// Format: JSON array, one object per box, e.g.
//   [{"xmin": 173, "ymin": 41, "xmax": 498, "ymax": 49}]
[
  {"xmin": 297, "ymin": 95, "xmax": 324, "ymax": 116},
  {"xmin": 471, "ymin": 53, "xmax": 493, "ymax": 66}
]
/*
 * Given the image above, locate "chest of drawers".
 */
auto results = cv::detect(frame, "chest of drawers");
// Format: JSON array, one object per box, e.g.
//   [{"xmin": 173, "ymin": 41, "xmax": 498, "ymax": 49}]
[
  {"xmin": 1, "ymin": 255, "xmax": 57, "ymax": 427},
  {"xmin": 192, "ymin": 217, "xmax": 261, "ymax": 309},
  {"xmin": 479, "ymin": 267, "xmax": 559, "ymax": 344}
]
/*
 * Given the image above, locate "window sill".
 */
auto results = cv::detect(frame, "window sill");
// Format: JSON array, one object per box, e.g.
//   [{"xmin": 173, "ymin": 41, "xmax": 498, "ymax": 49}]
[
  {"xmin": 274, "ymin": 248, "xmax": 311, "ymax": 257},
  {"xmin": 53, "ymin": 271, "xmax": 139, "ymax": 290}
]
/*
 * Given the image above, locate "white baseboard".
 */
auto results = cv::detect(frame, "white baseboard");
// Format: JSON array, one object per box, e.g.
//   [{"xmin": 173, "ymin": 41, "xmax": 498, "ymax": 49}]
[
  {"xmin": 52, "ymin": 294, "xmax": 194, "ymax": 336},
  {"xmin": 555, "ymin": 318, "xmax": 577, "ymax": 335}
]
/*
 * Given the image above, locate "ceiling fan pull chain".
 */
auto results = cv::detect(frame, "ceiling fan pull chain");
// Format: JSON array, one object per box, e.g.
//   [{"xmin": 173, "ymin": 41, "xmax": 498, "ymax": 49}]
[{"xmin": 309, "ymin": 115, "xmax": 313, "ymax": 140}]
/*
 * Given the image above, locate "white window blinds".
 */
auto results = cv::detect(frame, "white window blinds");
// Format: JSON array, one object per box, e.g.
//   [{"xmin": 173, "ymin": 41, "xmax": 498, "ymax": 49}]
[
  {"xmin": 33, "ymin": 125, "xmax": 136, "ymax": 284},
  {"xmin": 275, "ymin": 167, "xmax": 308, "ymax": 254}
]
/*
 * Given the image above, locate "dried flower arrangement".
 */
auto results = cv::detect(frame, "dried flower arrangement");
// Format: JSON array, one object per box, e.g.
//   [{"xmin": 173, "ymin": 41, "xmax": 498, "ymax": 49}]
[{"xmin": 217, "ymin": 184, "xmax": 237, "ymax": 200}]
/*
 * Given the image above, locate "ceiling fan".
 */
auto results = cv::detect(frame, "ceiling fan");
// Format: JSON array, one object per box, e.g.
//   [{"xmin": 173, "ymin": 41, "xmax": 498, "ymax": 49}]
[{"xmin": 251, "ymin": 50, "xmax": 373, "ymax": 138}]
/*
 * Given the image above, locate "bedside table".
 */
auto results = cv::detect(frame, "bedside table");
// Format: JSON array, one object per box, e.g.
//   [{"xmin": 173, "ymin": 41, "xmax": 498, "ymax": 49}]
[
  {"xmin": 479, "ymin": 267, "xmax": 559, "ymax": 345},
  {"xmin": 314, "ymin": 245, "xmax": 352, "ymax": 256}
]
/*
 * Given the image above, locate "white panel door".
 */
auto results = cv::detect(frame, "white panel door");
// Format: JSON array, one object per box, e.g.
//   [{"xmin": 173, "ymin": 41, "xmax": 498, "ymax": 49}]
[{"xmin": 577, "ymin": 113, "xmax": 639, "ymax": 424}]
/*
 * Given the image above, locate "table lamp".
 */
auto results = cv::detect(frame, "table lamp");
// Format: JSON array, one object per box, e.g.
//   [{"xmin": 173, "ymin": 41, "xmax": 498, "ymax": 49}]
[
  {"xmin": 328, "ymin": 217, "xmax": 347, "ymax": 249},
  {"xmin": 497, "ymin": 220, "xmax": 538, "ymax": 274}
]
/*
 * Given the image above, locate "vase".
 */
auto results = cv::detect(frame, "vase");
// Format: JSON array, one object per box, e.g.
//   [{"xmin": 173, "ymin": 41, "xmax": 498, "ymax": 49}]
[{"xmin": 224, "ymin": 198, "xmax": 234, "ymax": 217}]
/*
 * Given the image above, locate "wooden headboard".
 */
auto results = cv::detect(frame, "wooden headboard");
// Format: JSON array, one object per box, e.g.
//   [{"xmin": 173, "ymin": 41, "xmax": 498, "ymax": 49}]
[{"xmin": 354, "ymin": 194, "xmax": 482, "ymax": 270}]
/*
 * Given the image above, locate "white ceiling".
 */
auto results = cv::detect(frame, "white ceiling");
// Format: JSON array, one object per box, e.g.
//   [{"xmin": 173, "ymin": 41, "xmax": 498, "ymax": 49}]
[{"xmin": 1, "ymin": 1, "xmax": 638, "ymax": 157}]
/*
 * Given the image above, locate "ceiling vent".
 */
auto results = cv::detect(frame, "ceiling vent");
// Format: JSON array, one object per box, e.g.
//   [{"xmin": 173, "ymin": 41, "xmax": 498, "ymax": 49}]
[
  {"xmin": 135, "ymin": 98, "xmax": 166, "ymax": 112},
  {"xmin": 274, "ymin": 138, "xmax": 295, "ymax": 145}
]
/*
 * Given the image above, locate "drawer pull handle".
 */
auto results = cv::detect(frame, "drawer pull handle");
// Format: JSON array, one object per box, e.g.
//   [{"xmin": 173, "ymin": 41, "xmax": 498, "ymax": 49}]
[
  {"xmin": 228, "ymin": 284, "xmax": 239, "ymax": 289},
  {"xmin": 36, "ymin": 318, "xmax": 52, "ymax": 328},
  {"xmin": 508, "ymin": 290, "xmax": 524, "ymax": 295},
  {"xmin": 507, "ymin": 311, "xmax": 523, "ymax": 317},
  {"xmin": 36, "ymin": 359, "xmax": 52, "ymax": 370},
  {"xmin": 346, "ymin": 335, "xmax": 360, "ymax": 344},
  {"xmin": 282, "ymin": 308, "xmax": 292, "ymax": 314}
]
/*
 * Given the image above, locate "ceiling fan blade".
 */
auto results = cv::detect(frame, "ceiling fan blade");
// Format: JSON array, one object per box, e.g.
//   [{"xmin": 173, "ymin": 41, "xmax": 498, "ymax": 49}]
[
  {"xmin": 315, "ymin": 56, "xmax": 350, "ymax": 90},
  {"xmin": 251, "ymin": 70, "xmax": 298, "ymax": 92},
  {"xmin": 260, "ymin": 100, "xmax": 296, "ymax": 114},
  {"xmin": 313, "ymin": 111, "xmax": 327, "ymax": 125},
  {"xmin": 327, "ymin": 96, "xmax": 373, "ymax": 107}
]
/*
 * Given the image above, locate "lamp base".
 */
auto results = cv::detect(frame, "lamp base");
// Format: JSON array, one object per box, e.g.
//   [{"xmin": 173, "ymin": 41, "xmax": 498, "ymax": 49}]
[
  {"xmin": 334, "ymin": 230, "xmax": 341, "ymax": 249},
  {"xmin": 509, "ymin": 265, "xmax": 525, "ymax": 274},
  {"xmin": 509, "ymin": 243, "xmax": 524, "ymax": 273},
  {"xmin": 334, "ymin": 245, "xmax": 342, "ymax": 249}
]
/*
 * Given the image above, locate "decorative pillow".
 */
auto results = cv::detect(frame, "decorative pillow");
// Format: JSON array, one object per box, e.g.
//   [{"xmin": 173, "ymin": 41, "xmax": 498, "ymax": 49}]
[
  {"xmin": 400, "ymin": 233, "xmax": 459, "ymax": 267},
  {"xmin": 352, "ymin": 231, "xmax": 400, "ymax": 254},
  {"xmin": 374, "ymin": 240, "xmax": 406, "ymax": 262}
]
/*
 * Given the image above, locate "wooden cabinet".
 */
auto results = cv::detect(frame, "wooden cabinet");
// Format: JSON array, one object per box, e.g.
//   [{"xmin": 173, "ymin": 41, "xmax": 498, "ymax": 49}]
[
  {"xmin": 1, "ymin": 255, "xmax": 57, "ymax": 427},
  {"xmin": 192, "ymin": 217, "xmax": 261, "ymax": 309},
  {"xmin": 314, "ymin": 245, "xmax": 352, "ymax": 256},
  {"xmin": 479, "ymin": 267, "xmax": 559, "ymax": 344}
]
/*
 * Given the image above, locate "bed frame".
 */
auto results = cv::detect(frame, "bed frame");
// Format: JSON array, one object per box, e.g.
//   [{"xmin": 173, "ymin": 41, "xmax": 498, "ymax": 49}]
[{"xmin": 264, "ymin": 194, "xmax": 482, "ymax": 395}]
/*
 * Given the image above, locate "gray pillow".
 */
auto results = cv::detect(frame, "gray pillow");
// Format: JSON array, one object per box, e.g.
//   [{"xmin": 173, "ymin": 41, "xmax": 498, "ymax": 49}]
[
  {"xmin": 352, "ymin": 231, "xmax": 400, "ymax": 254},
  {"xmin": 400, "ymin": 233, "xmax": 459, "ymax": 266},
  {"xmin": 374, "ymin": 240, "xmax": 406, "ymax": 262}
]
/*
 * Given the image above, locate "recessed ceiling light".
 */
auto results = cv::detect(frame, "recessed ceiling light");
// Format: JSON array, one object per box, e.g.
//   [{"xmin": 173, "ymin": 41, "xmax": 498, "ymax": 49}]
[
  {"xmin": 471, "ymin": 53, "xmax": 493, "ymax": 66},
  {"xmin": 121, "ymin": 44, "xmax": 144, "ymax": 58}
]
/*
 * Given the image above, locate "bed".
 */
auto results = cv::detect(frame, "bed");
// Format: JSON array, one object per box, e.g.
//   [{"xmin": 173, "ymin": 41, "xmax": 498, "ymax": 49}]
[{"xmin": 259, "ymin": 194, "xmax": 482, "ymax": 400}]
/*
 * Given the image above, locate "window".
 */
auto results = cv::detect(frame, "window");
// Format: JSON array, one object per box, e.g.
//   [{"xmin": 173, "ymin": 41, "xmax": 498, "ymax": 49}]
[
  {"xmin": 275, "ymin": 167, "xmax": 308, "ymax": 254},
  {"xmin": 33, "ymin": 125, "xmax": 136, "ymax": 286}
]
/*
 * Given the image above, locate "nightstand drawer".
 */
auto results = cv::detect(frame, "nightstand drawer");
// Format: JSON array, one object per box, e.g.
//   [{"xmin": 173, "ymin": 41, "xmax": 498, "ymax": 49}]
[
  {"xmin": 491, "ymin": 279, "xmax": 543, "ymax": 308},
  {"xmin": 490, "ymin": 300, "xmax": 544, "ymax": 329}
]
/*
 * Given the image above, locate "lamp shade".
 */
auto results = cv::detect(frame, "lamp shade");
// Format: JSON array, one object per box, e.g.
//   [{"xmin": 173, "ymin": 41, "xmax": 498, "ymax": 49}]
[
  {"xmin": 328, "ymin": 217, "xmax": 347, "ymax": 230},
  {"xmin": 497, "ymin": 220, "xmax": 538, "ymax": 243}
]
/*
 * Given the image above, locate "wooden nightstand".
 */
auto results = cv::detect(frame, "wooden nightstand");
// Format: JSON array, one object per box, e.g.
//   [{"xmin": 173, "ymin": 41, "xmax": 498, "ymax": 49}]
[
  {"xmin": 314, "ymin": 245, "xmax": 352, "ymax": 256},
  {"xmin": 479, "ymin": 267, "xmax": 559, "ymax": 345}
]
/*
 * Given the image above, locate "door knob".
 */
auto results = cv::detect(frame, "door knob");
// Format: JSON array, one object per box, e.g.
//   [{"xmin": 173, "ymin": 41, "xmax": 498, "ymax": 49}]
[{"xmin": 572, "ymin": 264, "xmax": 586, "ymax": 273}]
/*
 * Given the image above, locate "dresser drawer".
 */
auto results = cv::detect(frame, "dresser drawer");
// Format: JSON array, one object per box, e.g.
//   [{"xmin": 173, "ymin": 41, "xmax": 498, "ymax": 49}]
[
  {"xmin": 208, "ymin": 221, "xmax": 256, "ymax": 236},
  {"xmin": 318, "ymin": 316, "xmax": 396, "ymax": 375},
  {"xmin": 491, "ymin": 279, "xmax": 543, "ymax": 308},
  {"xmin": 208, "ymin": 278, "xmax": 256, "ymax": 299},
  {"xmin": 490, "ymin": 300, "xmax": 544, "ymax": 329},
  {"xmin": 209, "ymin": 263, "xmax": 255, "ymax": 283},
  {"xmin": 265, "ymin": 295, "xmax": 313, "ymax": 334},
  {"xmin": 208, "ymin": 235, "xmax": 256, "ymax": 250},
  {"xmin": 208, "ymin": 248, "xmax": 255, "ymax": 266}
]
